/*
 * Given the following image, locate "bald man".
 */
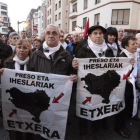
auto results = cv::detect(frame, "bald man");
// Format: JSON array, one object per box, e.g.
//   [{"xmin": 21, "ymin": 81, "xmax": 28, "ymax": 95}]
[
  {"xmin": 66, "ymin": 32, "xmax": 80, "ymax": 58},
  {"xmin": 117, "ymin": 28, "xmax": 124, "ymax": 50}
]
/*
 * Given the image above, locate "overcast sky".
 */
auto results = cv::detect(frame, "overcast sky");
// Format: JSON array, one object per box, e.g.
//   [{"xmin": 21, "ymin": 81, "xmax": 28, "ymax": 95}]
[{"xmin": 2, "ymin": 0, "xmax": 41, "ymax": 32}]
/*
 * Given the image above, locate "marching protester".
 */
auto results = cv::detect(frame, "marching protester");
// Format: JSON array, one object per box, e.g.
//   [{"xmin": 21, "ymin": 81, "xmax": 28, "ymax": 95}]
[
  {"xmin": 0, "ymin": 39, "xmax": 12, "ymax": 69},
  {"xmin": 66, "ymin": 31, "xmax": 80, "ymax": 58},
  {"xmin": 30, "ymin": 35, "xmax": 36, "ymax": 48},
  {"xmin": 27, "ymin": 24, "xmax": 77, "ymax": 140},
  {"xmin": 7, "ymin": 27, "xmax": 15, "ymax": 40},
  {"xmin": 72, "ymin": 25, "xmax": 107, "ymax": 139},
  {"xmin": 3, "ymin": 39, "xmax": 32, "ymax": 140},
  {"xmin": 60, "ymin": 30, "xmax": 67, "ymax": 49},
  {"xmin": 9, "ymin": 32, "xmax": 20, "ymax": 52},
  {"xmin": 115, "ymin": 36, "xmax": 138, "ymax": 138},
  {"xmin": 21, "ymin": 30, "xmax": 28, "ymax": 39},
  {"xmin": 117, "ymin": 28, "xmax": 124, "ymax": 50},
  {"xmin": 2, "ymin": 35, "xmax": 8, "ymax": 44},
  {"xmin": 32, "ymin": 38, "xmax": 42, "ymax": 52},
  {"xmin": 104, "ymin": 27, "xmax": 121, "ymax": 57}
]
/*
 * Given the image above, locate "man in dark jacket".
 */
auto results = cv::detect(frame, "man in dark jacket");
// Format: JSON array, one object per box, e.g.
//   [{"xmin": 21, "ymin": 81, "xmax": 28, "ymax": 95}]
[
  {"xmin": 28, "ymin": 24, "xmax": 77, "ymax": 140},
  {"xmin": 0, "ymin": 39, "xmax": 12, "ymax": 68},
  {"xmin": 72, "ymin": 25, "xmax": 107, "ymax": 140},
  {"xmin": 66, "ymin": 31, "xmax": 80, "ymax": 58}
]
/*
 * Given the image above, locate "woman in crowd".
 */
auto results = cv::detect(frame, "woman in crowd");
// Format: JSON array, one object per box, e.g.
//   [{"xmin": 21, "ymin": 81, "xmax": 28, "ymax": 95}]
[
  {"xmin": 2, "ymin": 35, "xmax": 8, "ymax": 44},
  {"xmin": 32, "ymin": 38, "xmax": 42, "ymax": 52},
  {"xmin": 104, "ymin": 27, "xmax": 121, "ymax": 57},
  {"xmin": 4, "ymin": 39, "xmax": 32, "ymax": 140},
  {"xmin": 115, "ymin": 35, "xmax": 138, "ymax": 138}
]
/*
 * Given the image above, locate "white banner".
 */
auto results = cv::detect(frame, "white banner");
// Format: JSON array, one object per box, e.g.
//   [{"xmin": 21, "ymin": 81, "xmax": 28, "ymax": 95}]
[
  {"xmin": 76, "ymin": 58, "xmax": 132, "ymax": 121},
  {"xmin": 1, "ymin": 68, "xmax": 73, "ymax": 140}
]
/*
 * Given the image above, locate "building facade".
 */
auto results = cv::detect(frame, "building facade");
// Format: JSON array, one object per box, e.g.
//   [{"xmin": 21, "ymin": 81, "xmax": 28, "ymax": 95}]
[
  {"xmin": 0, "ymin": 2, "xmax": 10, "ymax": 35},
  {"xmin": 46, "ymin": 0, "xmax": 70, "ymax": 35},
  {"xmin": 26, "ymin": 9, "xmax": 38, "ymax": 37},
  {"xmin": 41, "ymin": 0, "xmax": 47, "ymax": 31},
  {"xmin": 69, "ymin": 0, "xmax": 140, "ymax": 35}
]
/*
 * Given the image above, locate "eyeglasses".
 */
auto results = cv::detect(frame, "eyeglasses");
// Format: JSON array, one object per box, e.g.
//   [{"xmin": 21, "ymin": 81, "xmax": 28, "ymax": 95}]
[
  {"xmin": 13, "ymin": 37, "xmax": 20, "ymax": 40},
  {"xmin": 46, "ymin": 31, "xmax": 59, "ymax": 36}
]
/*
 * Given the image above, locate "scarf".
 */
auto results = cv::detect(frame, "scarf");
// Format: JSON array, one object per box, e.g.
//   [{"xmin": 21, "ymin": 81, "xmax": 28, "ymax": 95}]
[
  {"xmin": 10, "ymin": 45, "xmax": 15, "ymax": 52},
  {"xmin": 118, "ymin": 40, "xmax": 123, "ymax": 50},
  {"xmin": 13, "ymin": 55, "xmax": 29, "ymax": 70},
  {"xmin": 88, "ymin": 36, "xmax": 107, "ymax": 57},
  {"xmin": 122, "ymin": 49, "xmax": 135, "ymax": 58},
  {"xmin": 107, "ymin": 43, "xmax": 118, "ymax": 57},
  {"xmin": 43, "ymin": 41, "xmax": 61, "ymax": 59}
]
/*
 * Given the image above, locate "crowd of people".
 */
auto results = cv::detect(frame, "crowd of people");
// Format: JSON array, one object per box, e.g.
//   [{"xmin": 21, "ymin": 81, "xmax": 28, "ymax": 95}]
[{"xmin": 0, "ymin": 24, "xmax": 140, "ymax": 140}]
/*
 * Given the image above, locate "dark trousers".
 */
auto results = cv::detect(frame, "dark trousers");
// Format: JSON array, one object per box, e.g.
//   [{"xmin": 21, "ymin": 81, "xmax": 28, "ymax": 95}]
[
  {"xmin": 79, "ymin": 117, "xmax": 102, "ymax": 136},
  {"xmin": 115, "ymin": 81, "xmax": 134, "ymax": 129},
  {"xmin": 9, "ymin": 131, "xmax": 33, "ymax": 140}
]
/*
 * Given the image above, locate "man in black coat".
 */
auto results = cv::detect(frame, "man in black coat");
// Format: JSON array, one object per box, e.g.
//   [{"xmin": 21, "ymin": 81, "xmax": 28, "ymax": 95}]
[{"xmin": 0, "ymin": 39, "xmax": 12, "ymax": 68}]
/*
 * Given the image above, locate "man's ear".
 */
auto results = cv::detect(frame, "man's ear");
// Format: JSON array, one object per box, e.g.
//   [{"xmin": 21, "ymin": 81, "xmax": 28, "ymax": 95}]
[{"xmin": 125, "ymin": 45, "xmax": 129, "ymax": 50}]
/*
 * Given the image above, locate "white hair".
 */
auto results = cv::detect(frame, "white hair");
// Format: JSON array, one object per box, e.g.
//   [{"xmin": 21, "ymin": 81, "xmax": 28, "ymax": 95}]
[
  {"xmin": 45, "ymin": 24, "xmax": 60, "ymax": 34},
  {"xmin": 136, "ymin": 33, "xmax": 140, "ymax": 39},
  {"xmin": 72, "ymin": 31, "xmax": 80, "ymax": 36},
  {"xmin": 117, "ymin": 28, "xmax": 124, "ymax": 32}
]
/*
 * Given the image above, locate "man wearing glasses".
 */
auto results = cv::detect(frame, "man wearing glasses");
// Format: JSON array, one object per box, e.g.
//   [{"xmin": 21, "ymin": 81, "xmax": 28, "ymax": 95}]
[
  {"xmin": 28, "ymin": 24, "xmax": 77, "ymax": 80},
  {"xmin": 28, "ymin": 24, "xmax": 77, "ymax": 140}
]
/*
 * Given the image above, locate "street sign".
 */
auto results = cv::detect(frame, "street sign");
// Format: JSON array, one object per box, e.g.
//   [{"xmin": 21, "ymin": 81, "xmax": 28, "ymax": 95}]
[{"xmin": 33, "ymin": 25, "xmax": 37, "ymax": 30}]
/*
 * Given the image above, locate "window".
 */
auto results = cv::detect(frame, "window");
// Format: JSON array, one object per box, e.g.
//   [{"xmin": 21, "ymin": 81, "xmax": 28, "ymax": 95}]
[
  {"xmin": 48, "ymin": 2, "xmax": 49, "ymax": 7},
  {"xmin": 48, "ymin": 11, "xmax": 49, "ymax": 15},
  {"xmin": 72, "ymin": 21, "xmax": 76, "ymax": 31},
  {"xmin": 59, "ymin": 12, "xmax": 61, "ymax": 19},
  {"xmin": 84, "ymin": 0, "xmax": 88, "ymax": 10},
  {"xmin": 83, "ymin": 17, "xmax": 87, "ymax": 29},
  {"xmin": 1, "ymin": 6, "xmax": 7, "ymax": 10},
  {"xmin": 1, "ymin": 11, "xmax": 7, "ymax": 15},
  {"xmin": 2, "ymin": 28, "xmax": 7, "ymax": 32},
  {"xmin": 73, "ymin": 3, "xmax": 77, "ymax": 12},
  {"xmin": 35, "ymin": 13, "xmax": 38, "ymax": 16},
  {"xmin": 59, "ymin": 1, "xmax": 61, "ymax": 8},
  {"xmin": 111, "ymin": 9, "xmax": 130, "ymax": 25},
  {"xmin": 55, "ymin": 4, "xmax": 57, "ymax": 10},
  {"xmin": 48, "ymin": 20, "xmax": 49, "ymax": 25},
  {"xmin": 55, "ymin": 15, "xmax": 57, "ymax": 21},
  {"xmin": 50, "ymin": 18, "xmax": 51, "ymax": 24},
  {"xmin": 50, "ymin": 0, "xmax": 51, "ymax": 5},
  {"xmin": 50, "ymin": 9, "xmax": 51, "ymax": 14},
  {"xmin": 66, "ymin": 10, "xmax": 68, "ymax": 17},
  {"xmin": 4, "ymin": 17, "xmax": 7, "ymax": 21},
  {"xmin": 65, "ymin": 23, "xmax": 67, "ymax": 31},
  {"xmin": 94, "ymin": 13, "xmax": 100, "ymax": 25},
  {"xmin": 95, "ymin": 0, "xmax": 100, "ymax": 4},
  {"xmin": 58, "ymin": 24, "xmax": 61, "ymax": 29},
  {"xmin": 4, "ymin": 23, "xmax": 8, "ymax": 27}
]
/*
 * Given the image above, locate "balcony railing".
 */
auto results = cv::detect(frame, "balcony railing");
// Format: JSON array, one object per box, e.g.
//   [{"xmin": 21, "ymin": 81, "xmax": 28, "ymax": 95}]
[
  {"xmin": 70, "ymin": 0, "xmax": 77, "ymax": 3},
  {"xmin": 69, "ymin": 10, "xmax": 78, "ymax": 19}
]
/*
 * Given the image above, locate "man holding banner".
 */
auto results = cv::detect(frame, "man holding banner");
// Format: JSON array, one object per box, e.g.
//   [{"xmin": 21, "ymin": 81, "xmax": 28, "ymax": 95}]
[
  {"xmin": 27, "ymin": 24, "xmax": 77, "ymax": 140},
  {"xmin": 1, "ymin": 24, "xmax": 77, "ymax": 140},
  {"xmin": 72, "ymin": 25, "xmax": 133, "ymax": 139}
]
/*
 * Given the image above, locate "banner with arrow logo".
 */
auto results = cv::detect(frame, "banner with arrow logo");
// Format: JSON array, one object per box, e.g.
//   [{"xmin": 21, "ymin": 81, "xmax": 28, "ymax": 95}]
[
  {"xmin": 76, "ymin": 58, "xmax": 132, "ymax": 121},
  {"xmin": 1, "ymin": 69, "xmax": 73, "ymax": 140}
]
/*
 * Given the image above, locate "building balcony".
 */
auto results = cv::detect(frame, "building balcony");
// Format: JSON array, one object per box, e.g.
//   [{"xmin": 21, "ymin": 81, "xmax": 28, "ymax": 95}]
[
  {"xmin": 69, "ymin": 10, "xmax": 78, "ymax": 19},
  {"xmin": 70, "ymin": 0, "xmax": 77, "ymax": 3}
]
